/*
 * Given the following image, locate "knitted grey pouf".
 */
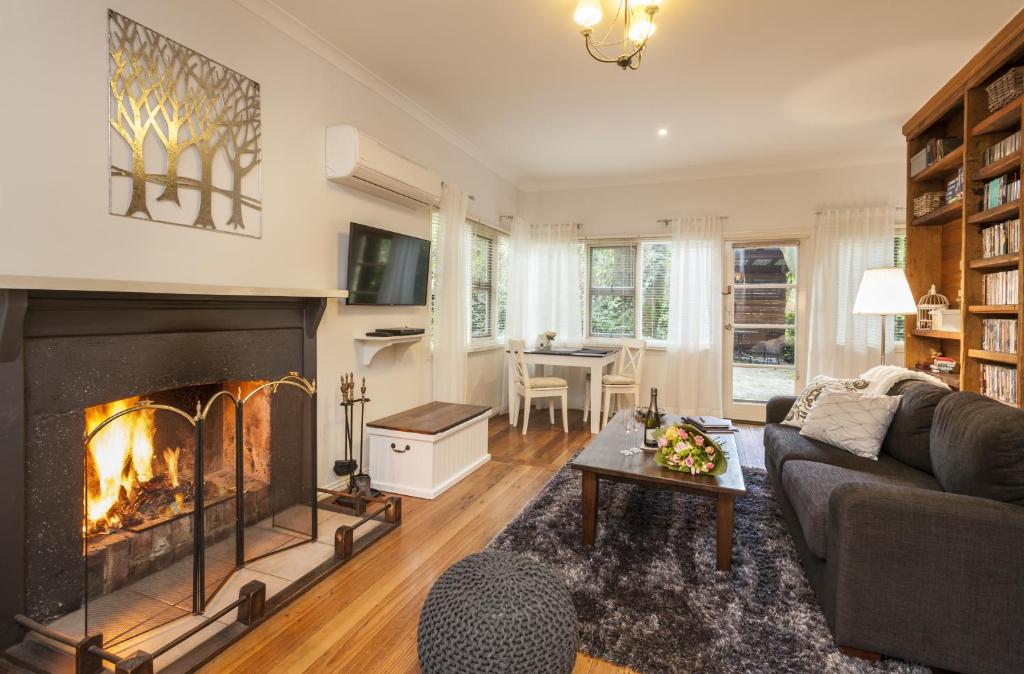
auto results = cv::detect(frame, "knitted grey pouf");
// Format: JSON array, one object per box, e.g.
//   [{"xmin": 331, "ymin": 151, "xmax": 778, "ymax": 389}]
[{"xmin": 417, "ymin": 551, "xmax": 579, "ymax": 674}]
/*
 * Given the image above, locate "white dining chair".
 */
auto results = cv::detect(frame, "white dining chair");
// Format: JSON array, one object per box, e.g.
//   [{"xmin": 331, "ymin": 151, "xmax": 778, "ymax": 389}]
[
  {"xmin": 508, "ymin": 339, "xmax": 569, "ymax": 434},
  {"xmin": 582, "ymin": 338, "xmax": 647, "ymax": 429}
]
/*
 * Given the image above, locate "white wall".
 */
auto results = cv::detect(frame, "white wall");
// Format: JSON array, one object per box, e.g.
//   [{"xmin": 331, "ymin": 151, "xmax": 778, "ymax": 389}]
[
  {"xmin": 519, "ymin": 162, "xmax": 906, "ymax": 415},
  {"xmin": 0, "ymin": 0, "xmax": 519, "ymax": 486}
]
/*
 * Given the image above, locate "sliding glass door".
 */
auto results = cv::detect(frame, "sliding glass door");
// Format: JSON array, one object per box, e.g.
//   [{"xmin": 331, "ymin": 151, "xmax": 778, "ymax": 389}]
[{"xmin": 723, "ymin": 242, "xmax": 801, "ymax": 421}]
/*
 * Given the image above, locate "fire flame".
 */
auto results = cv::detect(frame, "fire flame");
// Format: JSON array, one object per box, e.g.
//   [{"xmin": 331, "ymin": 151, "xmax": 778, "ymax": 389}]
[
  {"xmin": 84, "ymin": 397, "xmax": 156, "ymax": 529},
  {"xmin": 163, "ymin": 447, "xmax": 181, "ymax": 488}
]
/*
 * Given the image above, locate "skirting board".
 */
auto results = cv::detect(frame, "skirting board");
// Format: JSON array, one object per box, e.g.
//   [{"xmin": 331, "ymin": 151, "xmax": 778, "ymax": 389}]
[{"xmin": 371, "ymin": 453, "xmax": 491, "ymax": 499}]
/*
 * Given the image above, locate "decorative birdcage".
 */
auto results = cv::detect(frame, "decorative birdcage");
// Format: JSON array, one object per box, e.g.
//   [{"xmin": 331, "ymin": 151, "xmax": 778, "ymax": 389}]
[{"xmin": 916, "ymin": 285, "xmax": 950, "ymax": 330}]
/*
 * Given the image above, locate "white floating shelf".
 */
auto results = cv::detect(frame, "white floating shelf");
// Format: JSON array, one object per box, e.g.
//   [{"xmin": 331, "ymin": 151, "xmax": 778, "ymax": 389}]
[{"xmin": 354, "ymin": 334, "xmax": 423, "ymax": 366}]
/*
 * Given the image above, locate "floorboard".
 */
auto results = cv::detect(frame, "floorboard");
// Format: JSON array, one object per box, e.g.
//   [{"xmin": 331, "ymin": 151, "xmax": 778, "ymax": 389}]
[{"xmin": 203, "ymin": 410, "xmax": 765, "ymax": 673}]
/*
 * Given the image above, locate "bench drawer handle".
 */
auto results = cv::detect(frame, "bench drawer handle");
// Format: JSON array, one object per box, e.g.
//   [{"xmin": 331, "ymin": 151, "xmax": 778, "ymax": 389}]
[{"xmin": 391, "ymin": 442, "xmax": 410, "ymax": 453}]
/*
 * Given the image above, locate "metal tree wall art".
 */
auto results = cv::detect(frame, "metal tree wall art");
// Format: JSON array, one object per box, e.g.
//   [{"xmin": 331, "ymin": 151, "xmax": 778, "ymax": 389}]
[{"xmin": 108, "ymin": 10, "xmax": 262, "ymax": 237}]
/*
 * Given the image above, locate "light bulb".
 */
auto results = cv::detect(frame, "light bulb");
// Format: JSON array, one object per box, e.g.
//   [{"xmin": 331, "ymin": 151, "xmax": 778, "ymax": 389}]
[
  {"xmin": 628, "ymin": 8, "xmax": 656, "ymax": 43},
  {"xmin": 574, "ymin": 0, "xmax": 603, "ymax": 29}
]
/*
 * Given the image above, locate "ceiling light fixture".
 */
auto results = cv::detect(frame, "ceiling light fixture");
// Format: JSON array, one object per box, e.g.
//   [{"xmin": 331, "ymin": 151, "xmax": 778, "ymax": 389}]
[
  {"xmin": 574, "ymin": 0, "xmax": 663, "ymax": 71},
  {"xmin": 657, "ymin": 127, "xmax": 669, "ymax": 137}
]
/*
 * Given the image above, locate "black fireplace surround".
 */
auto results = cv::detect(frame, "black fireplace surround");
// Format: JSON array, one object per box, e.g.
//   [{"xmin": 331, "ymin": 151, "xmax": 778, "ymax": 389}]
[{"xmin": 0, "ymin": 287, "xmax": 326, "ymax": 650}]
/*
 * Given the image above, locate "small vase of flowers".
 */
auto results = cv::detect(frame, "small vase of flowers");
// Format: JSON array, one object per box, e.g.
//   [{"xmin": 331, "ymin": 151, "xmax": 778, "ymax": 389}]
[{"xmin": 653, "ymin": 424, "xmax": 727, "ymax": 476}]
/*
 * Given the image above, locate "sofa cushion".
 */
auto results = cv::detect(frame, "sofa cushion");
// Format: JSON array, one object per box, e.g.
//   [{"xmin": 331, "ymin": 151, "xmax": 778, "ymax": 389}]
[
  {"xmin": 780, "ymin": 460, "xmax": 941, "ymax": 559},
  {"xmin": 765, "ymin": 423, "xmax": 931, "ymax": 479},
  {"xmin": 931, "ymin": 392, "xmax": 1024, "ymax": 505},
  {"xmin": 881, "ymin": 382, "xmax": 953, "ymax": 474},
  {"xmin": 799, "ymin": 391, "xmax": 901, "ymax": 460}
]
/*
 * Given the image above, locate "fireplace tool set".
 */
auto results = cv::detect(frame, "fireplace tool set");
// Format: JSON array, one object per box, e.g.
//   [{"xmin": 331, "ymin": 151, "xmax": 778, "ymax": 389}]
[{"xmin": 326, "ymin": 373, "xmax": 382, "ymax": 513}]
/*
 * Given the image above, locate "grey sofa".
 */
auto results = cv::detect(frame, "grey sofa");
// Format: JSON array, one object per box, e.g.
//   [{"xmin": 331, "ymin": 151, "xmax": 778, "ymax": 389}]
[{"xmin": 764, "ymin": 381, "xmax": 1024, "ymax": 674}]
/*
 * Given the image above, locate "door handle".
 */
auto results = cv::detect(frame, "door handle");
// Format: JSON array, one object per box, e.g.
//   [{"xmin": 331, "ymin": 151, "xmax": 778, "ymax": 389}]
[{"xmin": 724, "ymin": 323, "xmax": 733, "ymax": 331}]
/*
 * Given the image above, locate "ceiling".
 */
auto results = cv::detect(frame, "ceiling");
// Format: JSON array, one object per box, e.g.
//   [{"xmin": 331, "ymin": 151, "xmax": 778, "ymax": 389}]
[{"xmin": 270, "ymin": 0, "xmax": 1022, "ymax": 190}]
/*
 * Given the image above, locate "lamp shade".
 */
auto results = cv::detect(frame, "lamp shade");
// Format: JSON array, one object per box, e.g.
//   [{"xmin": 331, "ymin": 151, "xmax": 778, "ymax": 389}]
[{"xmin": 852, "ymin": 268, "xmax": 918, "ymax": 315}]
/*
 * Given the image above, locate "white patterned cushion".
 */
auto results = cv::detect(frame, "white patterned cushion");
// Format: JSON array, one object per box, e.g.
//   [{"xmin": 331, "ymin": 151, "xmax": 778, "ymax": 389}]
[
  {"xmin": 782, "ymin": 375, "xmax": 870, "ymax": 428},
  {"xmin": 798, "ymin": 391, "xmax": 901, "ymax": 460},
  {"xmin": 528, "ymin": 377, "xmax": 567, "ymax": 389}
]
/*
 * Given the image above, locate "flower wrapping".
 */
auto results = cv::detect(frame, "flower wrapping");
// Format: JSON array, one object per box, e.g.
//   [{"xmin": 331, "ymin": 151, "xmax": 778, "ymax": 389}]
[{"xmin": 652, "ymin": 423, "xmax": 727, "ymax": 476}]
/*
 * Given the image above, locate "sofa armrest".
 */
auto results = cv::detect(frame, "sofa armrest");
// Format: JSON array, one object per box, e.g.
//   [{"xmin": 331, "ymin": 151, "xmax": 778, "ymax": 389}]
[
  {"xmin": 828, "ymin": 483, "xmax": 1024, "ymax": 673},
  {"xmin": 765, "ymin": 396, "xmax": 797, "ymax": 424}
]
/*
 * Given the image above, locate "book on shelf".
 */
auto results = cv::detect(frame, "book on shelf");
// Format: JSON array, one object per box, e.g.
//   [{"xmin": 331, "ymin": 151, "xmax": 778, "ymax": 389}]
[
  {"xmin": 980, "ymin": 363, "xmax": 1018, "ymax": 406},
  {"xmin": 910, "ymin": 138, "xmax": 962, "ymax": 176},
  {"xmin": 982, "ymin": 269, "xmax": 1020, "ymax": 305},
  {"xmin": 982, "ymin": 318, "xmax": 1019, "ymax": 353},
  {"xmin": 983, "ymin": 130, "xmax": 1022, "ymax": 166},
  {"xmin": 946, "ymin": 167, "xmax": 964, "ymax": 204},
  {"xmin": 981, "ymin": 218, "xmax": 1021, "ymax": 257},
  {"xmin": 983, "ymin": 172, "xmax": 1021, "ymax": 210}
]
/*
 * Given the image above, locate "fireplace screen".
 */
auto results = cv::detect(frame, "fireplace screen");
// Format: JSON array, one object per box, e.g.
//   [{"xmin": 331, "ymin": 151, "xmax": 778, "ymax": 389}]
[{"xmin": 77, "ymin": 374, "xmax": 315, "ymax": 646}]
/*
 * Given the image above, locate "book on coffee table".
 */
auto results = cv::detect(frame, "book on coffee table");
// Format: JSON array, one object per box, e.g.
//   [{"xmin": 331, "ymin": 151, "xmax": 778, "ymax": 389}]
[{"xmin": 683, "ymin": 415, "xmax": 734, "ymax": 432}]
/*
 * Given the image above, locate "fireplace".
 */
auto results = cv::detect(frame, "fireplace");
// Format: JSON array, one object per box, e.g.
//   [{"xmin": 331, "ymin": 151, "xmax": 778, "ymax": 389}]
[{"xmin": 0, "ymin": 284, "xmax": 401, "ymax": 672}]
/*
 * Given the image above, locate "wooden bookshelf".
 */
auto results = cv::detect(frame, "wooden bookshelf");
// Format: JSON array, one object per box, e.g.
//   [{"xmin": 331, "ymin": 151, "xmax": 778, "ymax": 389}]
[
  {"xmin": 910, "ymin": 328, "xmax": 963, "ymax": 340},
  {"xmin": 903, "ymin": 10, "xmax": 1024, "ymax": 407},
  {"xmin": 968, "ymin": 200, "xmax": 1020, "ymax": 225},
  {"xmin": 968, "ymin": 348, "xmax": 1018, "ymax": 364},
  {"xmin": 911, "ymin": 200, "xmax": 963, "ymax": 227},
  {"xmin": 974, "ymin": 150, "xmax": 1021, "ymax": 181},
  {"xmin": 969, "ymin": 253, "xmax": 1021, "ymax": 270},
  {"xmin": 910, "ymin": 145, "xmax": 965, "ymax": 181},
  {"xmin": 972, "ymin": 94, "xmax": 1024, "ymax": 136}
]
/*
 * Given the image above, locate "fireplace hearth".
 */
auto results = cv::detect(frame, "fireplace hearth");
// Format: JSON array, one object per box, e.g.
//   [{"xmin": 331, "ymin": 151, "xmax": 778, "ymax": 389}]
[{"xmin": 0, "ymin": 284, "xmax": 400, "ymax": 672}]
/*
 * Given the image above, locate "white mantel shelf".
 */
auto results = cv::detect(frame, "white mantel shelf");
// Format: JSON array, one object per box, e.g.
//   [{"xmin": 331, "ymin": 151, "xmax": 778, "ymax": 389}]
[
  {"xmin": 0, "ymin": 275, "xmax": 349, "ymax": 299},
  {"xmin": 354, "ymin": 334, "xmax": 423, "ymax": 366}
]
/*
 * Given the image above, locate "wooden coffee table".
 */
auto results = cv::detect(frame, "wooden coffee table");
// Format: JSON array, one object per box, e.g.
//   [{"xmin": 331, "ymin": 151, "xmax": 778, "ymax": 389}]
[{"xmin": 570, "ymin": 414, "xmax": 747, "ymax": 571}]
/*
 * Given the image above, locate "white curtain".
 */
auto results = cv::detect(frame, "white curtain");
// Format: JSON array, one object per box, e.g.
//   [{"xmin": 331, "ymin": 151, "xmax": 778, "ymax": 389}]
[
  {"xmin": 807, "ymin": 206, "xmax": 896, "ymax": 379},
  {"xmin": 502, "ymin": 220, "xmax": 583, "ymax": 411},
  {"xmin": 665, "ymin": 216, "xmax": 724, "ymax": 416},
  {"xmin": 432, "ymin": 183, "xmax": 470, "ymax": 403},
  {"xmin": 507, "ymin": 221, "xmax": 583, "ymax": 343}
]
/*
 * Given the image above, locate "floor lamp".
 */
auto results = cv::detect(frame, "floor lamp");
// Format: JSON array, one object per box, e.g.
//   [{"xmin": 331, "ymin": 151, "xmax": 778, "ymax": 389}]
[{"xmin": 853, "ymin": 268, "xmax": 918, "ymax": 367}]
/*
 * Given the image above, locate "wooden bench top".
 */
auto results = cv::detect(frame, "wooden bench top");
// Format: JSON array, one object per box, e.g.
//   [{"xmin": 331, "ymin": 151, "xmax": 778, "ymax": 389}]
[{"xmin": 367, "ymin": 401, "xmax": 491, "ymax": 435}]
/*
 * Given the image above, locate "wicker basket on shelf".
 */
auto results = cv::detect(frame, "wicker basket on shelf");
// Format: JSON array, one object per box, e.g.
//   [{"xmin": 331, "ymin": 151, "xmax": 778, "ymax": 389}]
[
  {"xmin": 916, "ymin": 285, "xmax": 950, "ymax": 330},
  {"xmin": 986, "ymin": 67, "xmax": 1024, "ymax": 112},
  {"xmin": 913, "ymin": 192, "xmax": 945, "ymax": 217}
]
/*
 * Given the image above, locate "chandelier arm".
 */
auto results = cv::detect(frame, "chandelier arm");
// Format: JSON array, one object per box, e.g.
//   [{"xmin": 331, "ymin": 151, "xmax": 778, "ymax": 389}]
[{"xmin": 583, "ymin": 33, "xmax": 629, "ymax": 64}]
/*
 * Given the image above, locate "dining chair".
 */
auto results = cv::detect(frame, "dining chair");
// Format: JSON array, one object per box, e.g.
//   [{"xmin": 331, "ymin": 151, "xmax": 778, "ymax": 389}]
[
  {"xmin": 508, "ymin": 339, "xmax": 569, "ymax": 434},
  {"xmin": 581, "ymin": 338, "xmax": 647, "ymax": 429}
]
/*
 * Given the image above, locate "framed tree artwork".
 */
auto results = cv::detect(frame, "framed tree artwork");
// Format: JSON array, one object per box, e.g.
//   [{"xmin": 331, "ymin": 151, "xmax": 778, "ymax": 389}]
[{"xmin": 108, "ymin": 10, "xmax": 262, "ymax": 237}]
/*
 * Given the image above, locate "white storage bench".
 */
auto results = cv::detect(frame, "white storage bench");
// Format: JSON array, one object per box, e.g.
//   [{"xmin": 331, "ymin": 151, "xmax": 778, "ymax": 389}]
[{"xmin": 367, "ymin": 402, "xmax": 492, "ymax": 499}]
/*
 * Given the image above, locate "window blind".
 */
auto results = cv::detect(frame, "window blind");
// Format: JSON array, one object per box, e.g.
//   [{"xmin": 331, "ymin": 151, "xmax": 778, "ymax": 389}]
[
  {"xmin": 588, "ymin": 244, "xmax": 637, "ymax": 337},
  {"xmin": 469, "ymin": 221, "xmax": 509, "ymax": 340},
  {"xmin": 894, "ymin": 233, "xmax": 907, "ymax": 342},
  {"xmin": 639, "ymin": 241, "xmax": 671, "ymax": 341}
]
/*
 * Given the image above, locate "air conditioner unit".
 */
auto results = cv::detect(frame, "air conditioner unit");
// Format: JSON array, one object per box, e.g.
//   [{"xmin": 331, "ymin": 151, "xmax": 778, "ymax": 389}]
[{"xmin": 325, "ymin": 125, "xmax": 442, "ymax": 209}]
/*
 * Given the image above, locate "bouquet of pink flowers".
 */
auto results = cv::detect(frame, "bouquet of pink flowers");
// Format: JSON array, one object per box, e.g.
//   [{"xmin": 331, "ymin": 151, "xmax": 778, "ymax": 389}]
[{"xmin": 652, "ymin": 423, "xmax": 726, "ymax": 476}]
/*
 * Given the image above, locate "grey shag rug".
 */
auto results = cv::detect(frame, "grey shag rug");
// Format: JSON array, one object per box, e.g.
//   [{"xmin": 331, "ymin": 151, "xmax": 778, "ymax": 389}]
[{"xmin": 487, "ymin": 462, "xmax": 927, "ymax": 674}]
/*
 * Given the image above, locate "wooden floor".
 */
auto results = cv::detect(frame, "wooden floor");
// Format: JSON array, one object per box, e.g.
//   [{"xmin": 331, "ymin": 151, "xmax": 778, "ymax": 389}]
[{"xmin": 204, "ymin": 411, "xmax": 765, "ymax": 674}]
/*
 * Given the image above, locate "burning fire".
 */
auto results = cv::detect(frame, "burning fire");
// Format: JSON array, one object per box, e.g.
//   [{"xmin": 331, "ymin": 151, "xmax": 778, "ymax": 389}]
[{"xmin": 84, "ymin": 397, "xmax": 161, "ymax": 532}]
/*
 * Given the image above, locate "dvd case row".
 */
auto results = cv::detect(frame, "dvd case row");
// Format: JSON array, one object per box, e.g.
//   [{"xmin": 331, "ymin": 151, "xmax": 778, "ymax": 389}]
[
  {"xmin": 982, "ymin": 218, "xmax": 1021, "ymax": 257},
  {"xmin": 981, "ymin": 363, "xmax": 1018, "ymax": 406},
  {"xmin": 982, "ymin": 318, "xmax": 1019, "ymax": 353},
  {"xmin": 983, "ymin": 131, "xmax": 1022, "ymax": 166},
  {"xmin": 983, "ymin": 270, "xmax": 1020, "ymax": 305},
  {"xmin": 983, "ymin": 173, "xmax": 1021, "ymax": 210}
]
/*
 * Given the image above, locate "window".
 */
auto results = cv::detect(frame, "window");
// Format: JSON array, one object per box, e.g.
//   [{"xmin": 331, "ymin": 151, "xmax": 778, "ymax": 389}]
[
  {"xmin": 584, "ymin": 240, "xmax": 672, "ymax": 342},
  {"xmin": 588, "ymin": 244, "xmax": 636, "ymax": 337},
  {"xmin": 639, "ymin": 242, "xmax": 671, "ymax": 341},
  {"xmin": 429, "ymin": 211, "xmax": 509, "ymax": 345},
  {"xmin": 894, "ymin": 232, "xmax": 907, "ymax": 343}
]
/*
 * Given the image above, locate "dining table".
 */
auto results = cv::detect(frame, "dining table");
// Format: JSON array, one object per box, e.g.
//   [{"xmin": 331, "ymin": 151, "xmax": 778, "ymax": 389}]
[{"xmin": 507, "ymin": 346, "xmax": 620, "ymax": 434}]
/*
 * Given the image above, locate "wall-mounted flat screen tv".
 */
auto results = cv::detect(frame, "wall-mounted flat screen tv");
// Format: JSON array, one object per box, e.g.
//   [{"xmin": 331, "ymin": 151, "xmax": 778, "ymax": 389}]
[{"xmin": 346, "ymin": 223, "xmax": 431, "ymax": 305}]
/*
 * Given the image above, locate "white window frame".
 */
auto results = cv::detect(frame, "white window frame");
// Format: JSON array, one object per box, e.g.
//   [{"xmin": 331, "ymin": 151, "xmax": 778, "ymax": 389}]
[
  {"xmin": 583, "ymin": 237, "xmax": 671, "ymax": 347},
  {"xmin": 468, "ymin": 220, "xmax": 508, "ymax": 351}
]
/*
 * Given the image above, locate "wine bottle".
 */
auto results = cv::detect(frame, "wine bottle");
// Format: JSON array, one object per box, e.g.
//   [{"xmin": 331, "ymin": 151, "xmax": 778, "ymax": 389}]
[{"xmin": 644, "ymin": 388, "xmax": 660, "ymax": 448}]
